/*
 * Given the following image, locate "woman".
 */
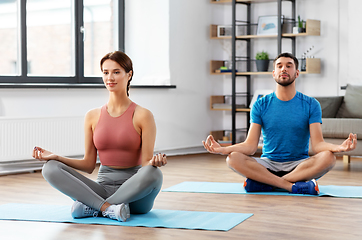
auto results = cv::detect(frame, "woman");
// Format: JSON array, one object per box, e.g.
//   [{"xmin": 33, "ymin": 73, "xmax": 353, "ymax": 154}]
[{"xmin": 32, "ymin": 51, "xmax": 166, "ymax": 222}]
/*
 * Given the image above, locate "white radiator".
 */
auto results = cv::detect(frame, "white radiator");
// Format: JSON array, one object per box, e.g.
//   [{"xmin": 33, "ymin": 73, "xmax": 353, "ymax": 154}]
[{"xmin": 0, "ymin": 116, "xmax": 84, "ymax": 162}]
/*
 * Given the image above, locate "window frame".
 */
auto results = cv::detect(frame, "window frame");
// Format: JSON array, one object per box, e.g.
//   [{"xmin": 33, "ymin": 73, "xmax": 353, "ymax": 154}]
[{"xmin": 0, "ymin": 0, "xmax": 125, "ymax": 88}]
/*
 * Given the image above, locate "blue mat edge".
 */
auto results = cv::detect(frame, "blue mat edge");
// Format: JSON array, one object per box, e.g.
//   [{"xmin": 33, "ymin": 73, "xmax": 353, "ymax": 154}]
[
  {"xmin": 162, "ymin": 181, "xmax": 362, "ymax": 198},
  {"xmin": 0, "ymin": 203, "xmax": 253, "ymax": 232}
]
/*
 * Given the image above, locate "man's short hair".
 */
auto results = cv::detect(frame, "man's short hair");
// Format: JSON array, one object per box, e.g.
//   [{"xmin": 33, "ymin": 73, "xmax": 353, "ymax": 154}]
[{"xmin": 273, "ymin": 52, "xmax": 299, "ymax": 70}]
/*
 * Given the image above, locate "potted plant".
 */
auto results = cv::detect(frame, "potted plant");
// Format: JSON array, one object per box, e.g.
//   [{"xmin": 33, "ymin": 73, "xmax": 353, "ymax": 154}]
[
  {"xmin": 297, "ymin": 15, "xmax": 305, "ymax": 33},
  {"xmin": 255, "ymin": 51, "xmax": 269, "ymax": 72}
]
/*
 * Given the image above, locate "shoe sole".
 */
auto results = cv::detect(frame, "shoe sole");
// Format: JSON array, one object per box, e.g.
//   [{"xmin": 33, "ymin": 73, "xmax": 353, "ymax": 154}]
[
  {"xmin": 117, "ymin": 203, "xmax": 130, "ymax": 222},
  {"xmin": 311, "ymin": 179, "xmax": 320, "ymax": 194},
  {"xmin": 124, "ymin": 203, "xmax": 130, "ymax": 219}
]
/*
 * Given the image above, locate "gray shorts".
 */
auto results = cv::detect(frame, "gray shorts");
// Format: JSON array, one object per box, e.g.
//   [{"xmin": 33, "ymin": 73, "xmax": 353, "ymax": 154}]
[
  {"xmin": 255, "ymin": 157, "xmax": 309, "ymax": 172},
  {"xmin": 96, "ymin": 165, "xmax": 142, "ymax": 197}
]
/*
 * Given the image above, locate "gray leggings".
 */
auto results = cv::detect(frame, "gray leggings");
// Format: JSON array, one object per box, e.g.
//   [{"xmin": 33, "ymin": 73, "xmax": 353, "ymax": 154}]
[{"xmin": 42, "ymin": 160, "xmax": 163, "ymax": 214}]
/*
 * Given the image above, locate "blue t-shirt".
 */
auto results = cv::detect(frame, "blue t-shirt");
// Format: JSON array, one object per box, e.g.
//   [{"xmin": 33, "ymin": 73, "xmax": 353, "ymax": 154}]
[{"xmin": 251, "ymin": 91, "xmax": 322, "ymax": 162}]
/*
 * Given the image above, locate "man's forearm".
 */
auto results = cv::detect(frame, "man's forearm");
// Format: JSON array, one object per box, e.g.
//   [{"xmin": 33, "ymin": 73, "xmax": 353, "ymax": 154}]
[
  {"xmin": 223, "ymin": 142, "xmax": 258, "ymax": 156},
  {"xmin": 312, "ymin": 141, "xmax": 339, "ymax": 154}
]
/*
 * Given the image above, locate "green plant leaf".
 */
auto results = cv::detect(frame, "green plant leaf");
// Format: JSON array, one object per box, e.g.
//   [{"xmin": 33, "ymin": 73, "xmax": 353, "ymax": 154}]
[{"xmin": 255, "ymin": 51, "xmax": 269, "ymax": 60}]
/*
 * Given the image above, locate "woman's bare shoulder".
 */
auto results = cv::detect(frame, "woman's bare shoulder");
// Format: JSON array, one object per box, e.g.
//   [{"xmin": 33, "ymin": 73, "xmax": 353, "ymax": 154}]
[
  {"xmin": 85, "ymin": 107, "xmax": 102, "ymax": 123},
  {"xmin": 134, "ymin": 104, "xmax": 154, "ymax": 119}
]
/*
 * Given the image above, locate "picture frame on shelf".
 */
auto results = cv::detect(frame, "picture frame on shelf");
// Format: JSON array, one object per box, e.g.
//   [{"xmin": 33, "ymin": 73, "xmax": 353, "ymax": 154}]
[
  {"xmin": 249, "ymin": 89, "xmax": 273, "ymax": 109},
  {"xmin": 256, "ymin": 15, "xmax": 283, "ymax": 35}
]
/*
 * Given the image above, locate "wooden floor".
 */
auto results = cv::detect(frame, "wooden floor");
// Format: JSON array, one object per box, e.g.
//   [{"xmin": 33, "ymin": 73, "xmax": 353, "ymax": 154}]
[{"xmin": 1, "ymin": 154, "xmax": 362, "ymax": 240}]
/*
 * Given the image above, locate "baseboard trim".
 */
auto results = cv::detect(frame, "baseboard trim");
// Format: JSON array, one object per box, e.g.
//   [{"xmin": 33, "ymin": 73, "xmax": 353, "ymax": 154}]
[{"xmin": 0, "ymin": 160, "xmax": 45, "ymax": 176}]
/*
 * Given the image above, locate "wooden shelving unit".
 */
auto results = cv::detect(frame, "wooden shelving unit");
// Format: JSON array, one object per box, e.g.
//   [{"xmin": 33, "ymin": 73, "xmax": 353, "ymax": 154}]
[
  {"xmin": 210, "ymin": 20, "xmax": 320, "ymax": 39},
  {"xmin": 303, "ymin": 58, "xmax": 321, "ymax": 74},
  {"xmin": 210, "ymin": 95, "xmax": 251, "ymax": 112},
  {"xmin": 210, "ymin": 0, "xmax": 321, "ymax": 144},
  {"xmin": 210, "ymin": 130, "xmax": 232, "ymax": 146},
  {"xmin": 210, "ymin": 58, "xmax": 321, "ymax": 75}
]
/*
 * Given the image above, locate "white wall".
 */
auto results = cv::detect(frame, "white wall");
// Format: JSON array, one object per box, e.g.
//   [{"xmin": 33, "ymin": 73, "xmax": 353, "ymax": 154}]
[
  {"xmin": 292, "ymin": 0, "xmax": 340, "ymax": 96},
  {"xmin": 338, "ymin": 0, "xmax": 362, "ymax": 94},
  {"xmin": 125, "ymin": 0, "xmax": 171, "ymax": 85},
  {"xmin": 0, "ymin": 0, "xmax": 360, "ymax": 157}
]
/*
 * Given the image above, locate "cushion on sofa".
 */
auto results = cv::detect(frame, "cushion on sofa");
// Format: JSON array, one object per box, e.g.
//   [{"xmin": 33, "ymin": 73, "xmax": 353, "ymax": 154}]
[
  {"xmin": 321, "ymin": 118, "xmax": 362, "ymax": 139},
  {"xmin": 315, "ymin": 96, "xmax": 343, "ymax": 118},
  {"xmin": 336, "ymin": 84, "xmax": 362, "ymax": 118}
]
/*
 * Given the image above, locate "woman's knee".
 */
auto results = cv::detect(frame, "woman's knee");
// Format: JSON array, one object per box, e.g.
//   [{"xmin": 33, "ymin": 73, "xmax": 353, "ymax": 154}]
[
  {"xmin": 42, "ymin": 160, "xmax": 63, "ymax": 182},
  {"xmin": 138, "ymin": 165, "xmax": 163, "ymax": 187}
]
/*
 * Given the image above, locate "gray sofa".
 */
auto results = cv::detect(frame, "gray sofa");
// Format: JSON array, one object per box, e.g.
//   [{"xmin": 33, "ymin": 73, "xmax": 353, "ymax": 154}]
[{"xmin": 312, "ymin": 84, "xmax": 362, "ymax": 169}]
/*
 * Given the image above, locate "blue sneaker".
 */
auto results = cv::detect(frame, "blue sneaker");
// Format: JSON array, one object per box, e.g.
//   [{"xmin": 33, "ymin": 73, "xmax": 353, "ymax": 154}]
[
  {"xmin": 291, "ymin": 179, "xmax": 319, "ymax": 195},
  {"xmin": 244, "ymin": 178, "xmax": 274, "ymax": 192}
]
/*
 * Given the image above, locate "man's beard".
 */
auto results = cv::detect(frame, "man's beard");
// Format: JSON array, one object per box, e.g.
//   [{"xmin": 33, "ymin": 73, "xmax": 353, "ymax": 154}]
[{"xmin": 275, "ymin": 73, "xmax": 296, "ymax": 87}]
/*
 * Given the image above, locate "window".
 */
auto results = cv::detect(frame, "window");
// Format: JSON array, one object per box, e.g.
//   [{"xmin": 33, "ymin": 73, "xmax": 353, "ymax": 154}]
[
  {"xmin": 84, "ymin": 0, "xmax": 120, "ymax": 77},
  {"xmin": 0, "ymin": 0, "xmax": 124, "ymax": 87},
  {"xmin": 27, "ymin": 0, "xmax": 74, "ymax": 76},
  {"xmin": 0, "ymin": 0, "xmax": 19, "ymax": 76}
]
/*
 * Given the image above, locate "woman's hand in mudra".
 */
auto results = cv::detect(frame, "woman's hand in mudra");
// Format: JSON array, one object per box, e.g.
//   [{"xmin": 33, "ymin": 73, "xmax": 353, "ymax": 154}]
[
  {"xmin": 32, "ymin": 146, "xmax": 58, "ymax": 161},
  {"xmin": 149, "ymin": 153, "xmax": 167, "ymax": 167}
]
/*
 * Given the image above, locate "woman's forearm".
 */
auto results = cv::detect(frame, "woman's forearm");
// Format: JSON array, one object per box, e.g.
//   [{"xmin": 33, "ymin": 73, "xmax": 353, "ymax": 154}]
[{"xmin": 54, "ymin": 155, "xmax": 97, "ymax": 174}]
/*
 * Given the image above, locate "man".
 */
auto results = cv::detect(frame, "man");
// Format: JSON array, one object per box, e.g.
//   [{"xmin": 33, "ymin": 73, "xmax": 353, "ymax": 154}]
[{"xmin": 203, "ymin": 52, "xmax": 357, "ymax": 195}]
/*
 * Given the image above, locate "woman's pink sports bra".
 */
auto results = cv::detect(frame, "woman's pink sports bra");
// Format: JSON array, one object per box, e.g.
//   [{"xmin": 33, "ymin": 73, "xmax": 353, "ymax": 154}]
[{"xmin": 93, "ymin": 102, "xmax": 142, "ymax": 167}]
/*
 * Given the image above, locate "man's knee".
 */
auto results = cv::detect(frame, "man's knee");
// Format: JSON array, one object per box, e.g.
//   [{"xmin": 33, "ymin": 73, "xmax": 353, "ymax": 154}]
[
  {"xmin": 226, "ymin": 152, "xmax": 245, "ymax": 170},
  {"xmin": 311, "ymin": 151, "xmax": 336, "ymax": 173},
  {"xmin": 321, "ymin": 151, "xmax": 336, "ymax": 168}
]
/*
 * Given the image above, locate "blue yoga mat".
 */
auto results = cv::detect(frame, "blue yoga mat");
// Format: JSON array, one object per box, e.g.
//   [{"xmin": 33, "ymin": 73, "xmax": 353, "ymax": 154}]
[
  {"xmin": 163, "ymin": 181, "xmax": 362, "ymax": 198},
  {"xmin": 0, "ymin": 203, "xmax": 253, "ymax": 231}
]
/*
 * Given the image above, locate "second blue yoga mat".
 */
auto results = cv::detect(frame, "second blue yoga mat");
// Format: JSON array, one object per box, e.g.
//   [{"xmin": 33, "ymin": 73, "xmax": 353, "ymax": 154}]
[
  {"xmin": 0, "ymin": 203, "xmax": 253, "ymax": 231},
  {"xmin": 163, "ymin": 181, "xmax": 362, "ymax": 198}
]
